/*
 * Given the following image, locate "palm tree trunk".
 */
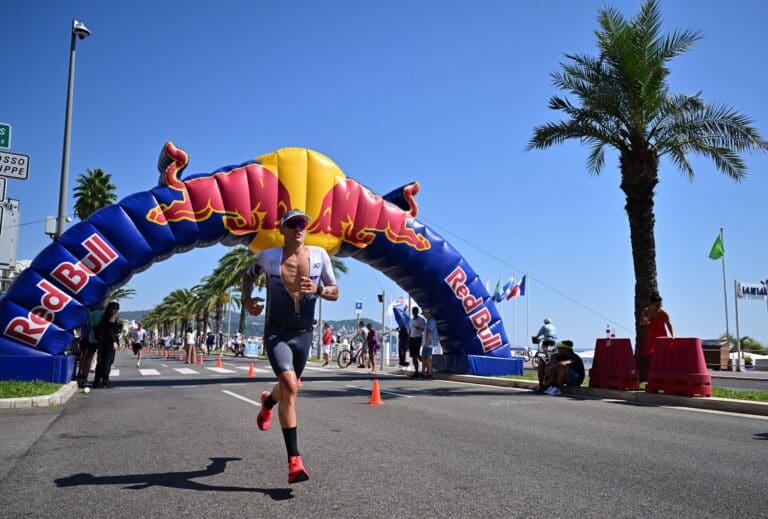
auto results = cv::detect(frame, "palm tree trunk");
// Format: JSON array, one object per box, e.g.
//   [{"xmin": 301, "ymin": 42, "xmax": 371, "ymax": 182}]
[
  {"xmin": 620, "ymin": 150, "xmax": 660, "ymax": 374},
  {"xmin": 238, "ymin": 304, "xmax": 246, "ymax": 335},
  {"xmin": 214, "ymin": 303, "xmax": 222, "ymax": 351}
]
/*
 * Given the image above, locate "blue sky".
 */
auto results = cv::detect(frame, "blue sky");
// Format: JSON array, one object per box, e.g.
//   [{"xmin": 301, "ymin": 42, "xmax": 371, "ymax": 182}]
[{"xmin": 4, "ymin": 0, "xmax": 767, "ymax": 350}]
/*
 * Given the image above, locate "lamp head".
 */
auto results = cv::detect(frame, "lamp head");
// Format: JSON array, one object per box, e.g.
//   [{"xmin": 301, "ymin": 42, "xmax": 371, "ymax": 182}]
[{"xmin": 72, "ymin": 19, "xmax": 92, "ymax": 40}]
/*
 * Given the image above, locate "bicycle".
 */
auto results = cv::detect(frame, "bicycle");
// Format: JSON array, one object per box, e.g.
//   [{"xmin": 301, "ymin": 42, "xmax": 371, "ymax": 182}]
[
  {"xmin": 521, "ymin": 336, "xmax": 554, "ymax": 369},
  {"xmin": 337, "ymin": 338, "xmax": 370, "ymax": 369}
]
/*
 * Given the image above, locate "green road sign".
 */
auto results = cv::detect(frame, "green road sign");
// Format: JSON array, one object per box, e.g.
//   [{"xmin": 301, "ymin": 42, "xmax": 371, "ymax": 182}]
[{"xmin": 0, "ymin": 123, "xmax": 9, "ymax": 149}]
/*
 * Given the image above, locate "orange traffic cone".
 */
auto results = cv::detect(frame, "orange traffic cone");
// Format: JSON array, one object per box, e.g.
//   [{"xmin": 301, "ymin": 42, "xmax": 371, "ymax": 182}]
[
  {"xmin": 199, "ymin": 355, "xmax": 204, "ymax": 365},
  {"xmin": 368, "ymin": 379, "xmax": 384, "ymax": 405},
  {"xmin": 247, "ymin": 363, "xmax": 255, "ymax": 377},
  {"xmin": 217, "ymin": 356, "xmax": 223, "ymax": 369}
]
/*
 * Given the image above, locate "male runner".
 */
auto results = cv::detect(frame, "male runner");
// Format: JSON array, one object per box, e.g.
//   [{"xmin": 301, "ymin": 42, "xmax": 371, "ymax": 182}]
[{"xmin": 242, "ymin": 209, "xmax": 338, "ymax": 484}]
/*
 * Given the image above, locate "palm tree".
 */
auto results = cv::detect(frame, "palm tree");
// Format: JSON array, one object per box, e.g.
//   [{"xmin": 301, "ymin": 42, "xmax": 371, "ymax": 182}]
[
  {"xmin": 73, "ymin": 168, "xmax": 118, "ymax": 220},
  {"xmin": 528, "ymin": 0, "xmax": 767, "ymax": 354},
  {"xmin": 107, "ymin": 286, "xmax": 136, "ymax": 305}
]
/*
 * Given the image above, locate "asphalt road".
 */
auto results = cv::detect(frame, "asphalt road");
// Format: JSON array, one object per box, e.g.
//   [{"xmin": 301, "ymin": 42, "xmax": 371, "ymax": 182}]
[{"xmin": 1, "ymin": 350, "xmax": 766, "ymax": 518}]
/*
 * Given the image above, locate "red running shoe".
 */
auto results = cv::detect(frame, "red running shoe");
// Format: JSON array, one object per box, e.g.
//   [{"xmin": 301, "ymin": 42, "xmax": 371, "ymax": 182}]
[
  {"xmin": 256, "ymin": 391, "xmax": 273, "ymax": 431},
  {"xmin": 288, "ymin": 455, "xmax": 310, "ymax": 484}
]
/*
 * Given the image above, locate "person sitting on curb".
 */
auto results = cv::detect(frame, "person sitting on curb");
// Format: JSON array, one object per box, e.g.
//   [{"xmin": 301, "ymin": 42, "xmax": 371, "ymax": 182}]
[{"xmin": 533, "ymin": 340, "xmax": 585, "ymax": 396}]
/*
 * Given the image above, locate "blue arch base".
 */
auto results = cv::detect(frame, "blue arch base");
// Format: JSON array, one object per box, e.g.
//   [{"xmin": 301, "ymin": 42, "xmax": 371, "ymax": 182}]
[
  {"xmin": 432, "ymin": 354, "xmax": 523, "ymax": 376},
  {"xmin": 0, "ymin": 352, "xmax": 75, "ymax": 384}
]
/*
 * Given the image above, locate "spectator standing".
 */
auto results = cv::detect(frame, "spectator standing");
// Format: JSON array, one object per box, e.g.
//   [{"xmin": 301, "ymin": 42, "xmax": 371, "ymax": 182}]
[
  {"xmin": 397, "ymin": 325, "xmax": 409, "ymax": 367},
  {"xmin": 408, "ymin": 307, "xmax": 426, "ymax": 377},
  {"xmin": 639, "ymin": 292, "xmax": 673, "ymax": 382},
  {"xmin": 322, "ymin": 323, "xmax": 333, "ymax": 367},
  {"xmin": 185, "ymin": 328, "xmax": 196, "ymax": 364},
  {"xmin": 421, "ymin": 310, "xmax": 438, "ymax": 378},
  {"xmin": 75, "ymin": 307, "xmax": 100, "ymax": 387},
  {"xmin": 92, "ymin": 302, "xmax": 121, "ymax": 388},
  {"xmin": 366, "ymin": 323, "xmax": 379, "ymax": 374}
]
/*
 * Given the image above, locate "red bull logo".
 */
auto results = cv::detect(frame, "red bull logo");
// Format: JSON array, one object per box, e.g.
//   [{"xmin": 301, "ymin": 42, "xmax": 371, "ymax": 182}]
[
  {"xmin": 308, "ymin": 179, "xmax": 430, "ymax": 251},
  {"xmin": 146, "ymin": 143, "xmax": 429, "ymax": 253},
  {"xmin": 146, "ymin": 142, "xmax": 291, "ymax": 236}
]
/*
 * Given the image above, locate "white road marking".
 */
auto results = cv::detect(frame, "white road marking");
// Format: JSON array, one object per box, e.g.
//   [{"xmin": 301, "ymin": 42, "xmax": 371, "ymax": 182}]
[
  {"xmin": 174, "ymin": 368, "xmax": 199, "ymax": 375},
  {"xmin": 346, "ymin": 384, "xmax": 414, "ymax": 398},
  {"xmin": 234, "ymin": 366, "xmax": 271, "ymax": 373},
  {"xmin": 304, "ymin": 366, "xmax": 333, "ymax": 371},
  {"xmin": 138, "ymin": 369, "xmax": 162, "ymax": 376},
  {"xmin": 206, "ymin": 367, "xmax": 237, "ymax": 374},
  {"xmin": 222, "ymin": 390, "xmax": 261, "ymax": 407},
  {"xmin": 161, "ymin": 364, "xmax": 168, "ymax": 367},
  {"xmin": 659, "ymin": 405, "xmax": 768, "ymax": 421},
  {"xmin": 109, "ymin": 369, "xmax": 120, "ymax": 377}
]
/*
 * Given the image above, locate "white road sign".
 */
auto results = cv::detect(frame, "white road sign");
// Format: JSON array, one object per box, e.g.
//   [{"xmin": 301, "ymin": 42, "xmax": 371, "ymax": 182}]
[{"xmin": 0, "ymin": 151, "xmax": 30, "ymax": 179}]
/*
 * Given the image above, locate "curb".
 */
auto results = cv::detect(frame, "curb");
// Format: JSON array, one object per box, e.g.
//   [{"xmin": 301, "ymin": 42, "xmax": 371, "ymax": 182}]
[
  {"xmin": 429, "ymin": 372, "xmax": 768, "ymax": 417},
  {"xmin": 0, "ymin": 382, "xmax": 79, "ymax": 410}
]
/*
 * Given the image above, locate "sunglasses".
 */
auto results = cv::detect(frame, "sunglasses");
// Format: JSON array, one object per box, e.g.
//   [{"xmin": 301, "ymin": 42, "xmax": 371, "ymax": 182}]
[{"xmin": 284, "ymin": 219, "xmax": 307, "ymax": 230}]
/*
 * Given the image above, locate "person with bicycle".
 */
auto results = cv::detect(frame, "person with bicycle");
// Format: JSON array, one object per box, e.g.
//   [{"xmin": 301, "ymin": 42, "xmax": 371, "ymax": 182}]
[
  {"xmin": 533, "ymin": 318, "xmax": 558, "ymax": 352},
  {"xmin": 353, "ymin": 320, "xmax": 369, "ymax": 368},
  {"xmin": 533, "ymin": 340, "xmax": 585, "ymax": 395},
  {"xmin": 243, "ymin": 209, "xmax": 339, "ymax": 484}
]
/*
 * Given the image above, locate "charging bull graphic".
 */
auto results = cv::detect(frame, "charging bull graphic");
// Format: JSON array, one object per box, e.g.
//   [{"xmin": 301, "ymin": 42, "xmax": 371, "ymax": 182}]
[{"xmin": 0, "ymin": 142, "xmax": 519, "ymax": 383}]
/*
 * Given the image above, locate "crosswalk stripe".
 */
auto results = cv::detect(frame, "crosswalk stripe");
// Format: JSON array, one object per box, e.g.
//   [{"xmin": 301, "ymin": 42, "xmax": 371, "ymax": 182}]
[
  {"xmin": 109, "ymin": 369, "xmax": 120, "ymax": 377},
  {"xmin": 234, "ymin": 366, "xmax": 271, "ymax": 373},
  {"xmin": 304, "ymin": 366, "xmax": 333, "ymax": 371},
  {"xmin": 206, "ymin": 367, "xmax": 236, "ymax": 374},
  {"xmin": 174, "ymin": 368, "xmax": 200, "ymax": 375},
  {"xmin": 138, "ymin": 368, "xmax": 162, "ymax": 376}
]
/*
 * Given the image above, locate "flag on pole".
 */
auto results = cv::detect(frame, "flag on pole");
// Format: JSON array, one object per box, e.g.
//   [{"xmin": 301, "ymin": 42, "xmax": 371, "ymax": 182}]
[
  {"xmin": 491, "ymin": 278, "xmax": 502, "ymax": 302},
  {"xmin": 709, "ymin": 234, "xmax": 724, "ymax": 260},
  {"xmin": 498, "ymin": 278, "xmax": 515, "ymax": 301},
  {"xmin": 506, "ymin": 274, "xmax": 527, "ymax": 300}
]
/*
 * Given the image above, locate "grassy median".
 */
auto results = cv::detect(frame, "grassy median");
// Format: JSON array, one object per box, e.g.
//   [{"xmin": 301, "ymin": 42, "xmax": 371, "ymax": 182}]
[{"xmin": 0, "ymin": 381, "xmax": 62, "ymax": 399}]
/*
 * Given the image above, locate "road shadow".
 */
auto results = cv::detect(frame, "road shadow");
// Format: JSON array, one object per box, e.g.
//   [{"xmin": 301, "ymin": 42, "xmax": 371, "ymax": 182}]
[
  {"xmin": 54, "ymin": 457, "xmax": 293, "ymax": 501},
  {"xmin": 754, "ymin": 432, "xmax": 768, "ymax": 441}
]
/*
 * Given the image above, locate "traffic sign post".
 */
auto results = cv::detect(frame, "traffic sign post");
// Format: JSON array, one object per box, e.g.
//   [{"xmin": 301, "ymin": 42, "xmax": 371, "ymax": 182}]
[
  {"xmin": 0, "ymin": 123, "xmax": 10, "ymax": 149},
  {"xmin": 0, "ymin": 151, "xmax": 30, "ymax": 180}
]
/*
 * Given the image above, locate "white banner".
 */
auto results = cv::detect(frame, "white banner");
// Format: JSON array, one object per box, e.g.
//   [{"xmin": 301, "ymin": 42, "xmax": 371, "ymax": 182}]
[{"xmin": 736, "ymin": 281, "xmax": 768, "ymax": 300}]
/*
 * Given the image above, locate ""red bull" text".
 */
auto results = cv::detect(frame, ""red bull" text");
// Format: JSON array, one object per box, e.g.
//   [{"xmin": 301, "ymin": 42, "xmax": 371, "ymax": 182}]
[
  {"xmin": 445, "ymin": 266, "xmax": 502, "ymax": 351},
  {"xmin": 4, "ymin": 233, "xmax": 117, "ymax": 347}
]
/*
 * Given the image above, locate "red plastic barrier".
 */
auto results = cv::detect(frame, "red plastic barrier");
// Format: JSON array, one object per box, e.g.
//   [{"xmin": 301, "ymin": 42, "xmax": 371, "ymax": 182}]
[
  {"xmin": 589, "ymin": 338, "xmax": 639, "ymax": 390},
  {"xmin": 645, "ymin": 337, "xmax": 711, "ymax": 397}
]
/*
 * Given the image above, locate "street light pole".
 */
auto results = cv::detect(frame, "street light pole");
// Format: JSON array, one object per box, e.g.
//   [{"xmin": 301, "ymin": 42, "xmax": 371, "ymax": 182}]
[{"xmin": 55, "ymin": 19, "xmax": 91, "ymax": 240}]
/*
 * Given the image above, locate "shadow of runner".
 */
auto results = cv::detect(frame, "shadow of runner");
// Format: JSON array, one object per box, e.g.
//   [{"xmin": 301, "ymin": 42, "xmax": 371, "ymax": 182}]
[{"xmin": 53, "ymin": 457, "xmax": 293, "ymax": 501}]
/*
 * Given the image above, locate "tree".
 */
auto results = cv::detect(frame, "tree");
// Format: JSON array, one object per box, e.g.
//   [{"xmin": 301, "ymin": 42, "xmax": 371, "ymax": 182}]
[
  {"xmin": 528, "ymin": 0, "xmax": 767, "ymax": 352},
  {"xmin": 73, "ymin": 168, "xmax": 118, "ymax": 220},
  {"xmin": 107, "ymin": 286, "xmax": 136, "ymax": 305}
]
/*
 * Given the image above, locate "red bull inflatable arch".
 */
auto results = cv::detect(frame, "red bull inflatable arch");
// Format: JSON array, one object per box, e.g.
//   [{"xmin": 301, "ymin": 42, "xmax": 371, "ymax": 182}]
[{"xmin": 0, "ymin": 143, "xmax": 522, "ymax": 382}]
